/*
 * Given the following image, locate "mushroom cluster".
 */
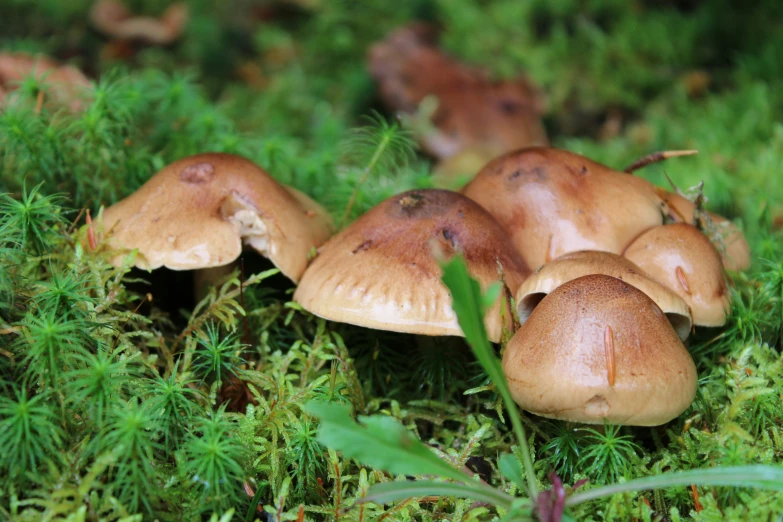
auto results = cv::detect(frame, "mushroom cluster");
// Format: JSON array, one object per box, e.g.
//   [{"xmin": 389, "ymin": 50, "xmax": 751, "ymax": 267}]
[
  {"xmin": 461, "ymin": 146, "xmax": 746, "ymax": 425},
  {"xmin": 101, "ymin": 145, "xmax": 749, "ymax": 428}
]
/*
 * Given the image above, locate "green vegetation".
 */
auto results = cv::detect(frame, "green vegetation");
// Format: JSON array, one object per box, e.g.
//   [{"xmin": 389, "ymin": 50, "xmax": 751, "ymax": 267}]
[{"xmin": 1, "ymin": 0, "xmax": 782, "ymax": 520}]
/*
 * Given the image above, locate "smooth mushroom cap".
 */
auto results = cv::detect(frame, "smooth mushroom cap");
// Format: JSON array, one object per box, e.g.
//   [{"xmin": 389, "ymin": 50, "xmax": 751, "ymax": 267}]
[
  {"xmin": 100, "ymin": 153, "xmax": 333, "ymax": 282},
  {"xmin": 461, "ymin": 147, "xmax": 665, "ymax": 270},
  {"xmin": 503, "ymin": 274, "xmax": 697, "ymax": 426},
  {"xmin": 368, "ymin": 23, "xmax": 547, "ymax": 161},
  {"xmin": 293, "ymin": 189, "xmax": 530, "ymax": 342},
  {"xmin": 623, "ymin": 223, "xmax": 729, "ymax": 327},
  {"xmin": 660, "ymin": 189, "xmax": 751, "ymax": 271},
  {"xmin": 517, "ymin": 251, "xmax": 692, "ymax": 340}
]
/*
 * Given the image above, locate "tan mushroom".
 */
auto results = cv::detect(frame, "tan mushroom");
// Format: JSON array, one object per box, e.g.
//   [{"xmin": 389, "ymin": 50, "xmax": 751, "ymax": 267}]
[
  {"xmin": 659, "ymin": 189, "xmax": 750, "ymax": 272},
  {"xmin": 294, "ymin": 189, "xmax": 529, "ymax": 342},
  {"xmin": 461, "ymin": 147, "xmax": 664, "ymax": 270},
  {"xmin": 90, "ymin": 0, "xmax": 189, "ymax": 45},
  {"xmin": 517, "ymin": 251, "xmax": 692, "ymax": 340},
  {"xmin": 503, "ymin": 274, "xmax": 698, "ymax": 426},
  {"xmin": 368, "ymin": 23, "xmax": 547, "ymax": 165},
  {"xmin": 100, "ymin": 153, "xmax": 333, "ymax": 285},
  {"xmin": 623, "ymin": 223, "xmax": 729, "ymax": 327},
  {"xmin": 0, "ymin": 53, "xmax": 90, "ymax": 111}
]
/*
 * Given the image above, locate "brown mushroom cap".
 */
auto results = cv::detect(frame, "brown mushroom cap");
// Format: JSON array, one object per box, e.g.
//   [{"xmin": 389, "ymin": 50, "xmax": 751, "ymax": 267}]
[
  {"xmin": 0, "ymin": 53, "xmax": 90, "ymax": 111},
  {"xmin": 461, "ymin": 147, "xmax": 665, "ymax": 270},
  {"xmin": 368, "ymin": 23, "xmax": 547, "ymax": 161},
  {"xmin": 517, "ymin": 251, "xmax": 692, "ymax": 340},
  {"xmin": 293, "ymin": 189, "xmax": 530, "ymax": 342},
  {"xmin": 90, "ymin": 0, "xmax": 189, "ymax": 45},
  {"xmin": 660, "ymin": 189, "xmax": 751, "ymax": 271},
  {"xmin": 623, "ymin": 223, "xmax": 729, "ymax": 327},
  {"xmin": 503, "ymin": 274, "xmax": 697, "ymax": 426},
  {"xmin": 100, "ymin": 153, "xmax": 333, "ymax": 282}
]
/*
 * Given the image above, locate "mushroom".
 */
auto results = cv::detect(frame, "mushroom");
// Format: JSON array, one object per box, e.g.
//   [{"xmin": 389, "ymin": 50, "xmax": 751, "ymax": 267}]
[
  {"xmin": 517, "ymin": 251, "xmax": 692, "ymax": 340},
  {"xmin": 0, "ymin": 53, "xmax": 90, "ymax": 111},
  {"xmin": 100, "ymin": 153, "xmax": 333, "ymax": 295},
  {"xmin": 623, "ymin": 223, "xmax": 729, "ymax": 327},
  {"xmin": 293, "ymin": 189, "xmax": 530, "ymax": 342},
  {"xmin": 90, "ymin": 0, "xmax": 189, "ymax": 45},
  {"xmin": 368, "ymin": 23, "xmax": 547, "ymax": 167},
  {"xmin": 502, "ymin": 274, "xmax": 698, "ymax": 426},
  {"xmin": 461, "ymin": 147, "xmax": 665, "ymax": 270},
  {"xmin": 659, "ymin": 189, "xmax": 750, "ymax": 272}
]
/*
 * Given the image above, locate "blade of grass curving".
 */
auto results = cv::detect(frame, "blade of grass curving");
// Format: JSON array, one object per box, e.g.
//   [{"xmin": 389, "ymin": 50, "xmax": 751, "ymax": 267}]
[
  {"xmin": 440, "ymin": 255, "xmax": 538, "ymax": 498},
  {"xmin": 306, "ymin": 401, "xmax": 471, "ymax": 484},
  {"xmin": 360, "ymin": 480, "xmax": 514, "ymax": 509},
  {"xmin": 565, "ymin": 465, "xmax": 783, "ymax": 506}
]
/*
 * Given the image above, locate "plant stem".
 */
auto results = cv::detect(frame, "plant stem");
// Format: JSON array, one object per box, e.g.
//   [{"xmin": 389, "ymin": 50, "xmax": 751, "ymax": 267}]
[{"xmin": 339, "ymin": 132, "xmax": 392, "ymax": 228}]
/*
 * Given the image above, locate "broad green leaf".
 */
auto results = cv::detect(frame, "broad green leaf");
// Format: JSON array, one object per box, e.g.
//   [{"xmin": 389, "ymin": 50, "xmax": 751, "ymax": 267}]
[
  {"xmin": 440, "ymin": 255, "xmax": 537, "ymax": 497},
  {"xmin": 498, "ymin": 453, "xmax": 526, "ymax": 491},
  {"xmin": 566, "ymin": 465, "xmax": 783, "ymax": 506},
  {"xmin": 306, "ymin": 401, "xmax": 470, "ymax": 483},
  {"xmin": 360, "ymin": 480, "xmax": 513, "ymax": 509}
]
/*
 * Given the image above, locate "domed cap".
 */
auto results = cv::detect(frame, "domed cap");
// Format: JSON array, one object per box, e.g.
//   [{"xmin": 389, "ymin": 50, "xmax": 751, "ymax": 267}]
[
  {"xmin": 368, "ymin": 23, "xmax": 547, "ymax": 161},
  {"xmin": 293, "ymin": 189, "xmax": 530, "ymax": 342},
  {"xmin": 502, "ymin": 274, "xmax": 697, "ymax": 426},
  {"xmin": 660, "ymin": 189, "xmax": 750, "ymax": 272},
  {"xmin": 623, "ymin": 223, "xmax": 729, "ymax": 327},
  {"xmin": 461, "ymin": 147, "xmax": 664, "ymax": 270},
  {"xmin": 517, "ymin": 251, "xmax": 692, "ymax": 340},
  {"xmin": 90, "ymin": 0, "xmax": 189, "ymax": 45},
  {"xmin": 100, "ymin": 153, "xmax": 333, "ymax": 282}
]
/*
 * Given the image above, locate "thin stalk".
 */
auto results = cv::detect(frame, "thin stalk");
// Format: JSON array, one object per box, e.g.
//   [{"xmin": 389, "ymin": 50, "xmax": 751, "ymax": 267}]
[{"xmin": 339, "ymin": 133, "xmax": 392, "ymax": 228}]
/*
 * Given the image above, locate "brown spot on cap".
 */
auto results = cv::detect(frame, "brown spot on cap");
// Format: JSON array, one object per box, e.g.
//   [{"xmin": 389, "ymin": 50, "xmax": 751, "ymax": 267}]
[{"xmin": 180, "ymin": 162, "xmax": 215, "ymax": 184}]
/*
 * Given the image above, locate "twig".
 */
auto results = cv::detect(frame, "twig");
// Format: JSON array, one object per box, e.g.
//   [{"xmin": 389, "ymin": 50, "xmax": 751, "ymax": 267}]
[{"xmin": 624, "ymin": 150, "xmax": 698, "ymax": 174}]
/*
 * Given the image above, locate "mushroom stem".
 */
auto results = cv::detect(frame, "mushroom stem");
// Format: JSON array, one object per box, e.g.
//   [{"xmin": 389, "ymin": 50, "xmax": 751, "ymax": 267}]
[
  {"xmin": 193, "ymin": 263, "xmax": 236, "ymax": 303},
  {"xmin": 623, "ymin": 150, "xmax": 698, "ymax": 174}
]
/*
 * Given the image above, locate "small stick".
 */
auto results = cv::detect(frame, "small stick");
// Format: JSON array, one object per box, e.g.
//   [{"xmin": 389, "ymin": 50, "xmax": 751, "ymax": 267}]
[
  {"xmin": 624, "ymin": 150, "xmax": 698, "ymax": 174},
  {"xmin": 239, "ymin": 257, "xmax": 252, "ymax": 349}
]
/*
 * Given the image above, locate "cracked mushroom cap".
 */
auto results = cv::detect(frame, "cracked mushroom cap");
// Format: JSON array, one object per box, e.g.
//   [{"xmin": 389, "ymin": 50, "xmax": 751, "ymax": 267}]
[
  {"xmin": 100, "ymin": 153, "xmax": 333, "ymax": 282},
  {"xmin": 517, "ymin": 251, "xmax": 692, "ymax": 340},
  {"xmin": 461, "ymin": 147, "xmax": 665, "ymax": 270},
  {"xmin": 623, "ymin": 223, "xmax": 729, "ymax": 327},
  {"xmin": 368, "ymin": 23, "xmax": 547, "ymax": 161},
  {"xmin": 293, "ymin": 189, "xmax": 530, "ymax": 342},
  {"xmin": 503, "ymin": 274, "xmax": 697, "ymax": 426},
  {"xmin": 660, "ymin": 189, "xmax": 750, "ymax": 272}
]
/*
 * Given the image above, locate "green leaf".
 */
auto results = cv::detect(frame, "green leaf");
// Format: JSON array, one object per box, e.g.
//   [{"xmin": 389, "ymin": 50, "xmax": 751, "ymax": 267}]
[
  {"xmin": 499, "ymin": 454, "xmax": 526, "ymax": 491},
  {"xmin": 440, "ymin": 255, "xmax": 538, "ymax": 497},
  {"xmin": 360, "ymin": 480, "xmax": 513, "ymax": 509},
  {"xmin": 566, "ymin": 465, "xmax": 783, "ymax": 506},
  {"xmin": 306, "ymin": 401, "xmax": 470, "ymax": 483}
]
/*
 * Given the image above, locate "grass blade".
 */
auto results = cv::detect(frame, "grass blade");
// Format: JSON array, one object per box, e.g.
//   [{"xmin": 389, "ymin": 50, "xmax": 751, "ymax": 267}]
[
  {"xmin": 566, "ymin": 465, "xmax": 783, "ymax": 506},
  {"xmin": 360, "ymin": 480, "xmax": 514, "ymax": 509}
]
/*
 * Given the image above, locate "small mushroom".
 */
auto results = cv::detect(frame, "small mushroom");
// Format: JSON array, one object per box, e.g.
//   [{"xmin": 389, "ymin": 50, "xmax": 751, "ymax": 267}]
[
  {"xmin": 368, "ymin": 23, "xmax": 547, "ymax": 164},
  {"xmin": 461, "ymin": 147, "xmax": 664, "ymax": 270},
  {"xmin": 517, "ymin": 251, "xmax": 692, "ymax": 340},
  {"xmin": 0, "ymin": 53, "xmax": 90, "ymax": 111},
  {"xmin": 294, "ymin": 189, "xmax": 529, "ymax": 342},
  {"xmin": 659, "ymin": 189, "xmax": 750, "ymax": 272},
  {"xmin": 623, "ymin": 223, "xmax": 729, "ymax": 327},
  {"xmin": 503, "ymin": 274, "xmax": 698, "ymax": 426},
  {"xmin": 100, "ymin": 153, "xmax": 333, "ymax": 286},
  {"xmin": 90, "ymin": 0, "xmax": 189, "ymax": 45}
]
